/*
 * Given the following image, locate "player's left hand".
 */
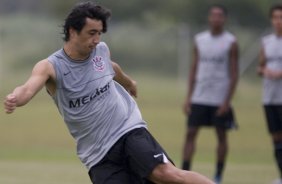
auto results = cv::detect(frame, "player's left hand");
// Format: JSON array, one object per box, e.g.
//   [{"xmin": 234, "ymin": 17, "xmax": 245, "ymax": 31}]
[
  {"xmin": 127, "ymin": 80, "xmax": 137, "ymax": 98},
  {"xmin": 216, "ymin": 103, "xmax": 230, "ymax": 117},
  {"xmin": 257, "ymin": 66, "xmax": 264, "ymax": 76},
  {"xmin": 263, "ymin": 68, "xmax": 282, "ymax": 80}
]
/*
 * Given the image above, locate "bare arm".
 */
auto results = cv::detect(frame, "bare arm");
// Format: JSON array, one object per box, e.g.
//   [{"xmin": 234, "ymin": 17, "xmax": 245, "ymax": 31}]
[
  {"xmin": 112, "ymin": 62, "xmax": 137, "ymax": 98},
  {"xmin": 183, "ymin": 44, "xmax": 198, "ymax": 114},
  {"xmin": 257, "ymin": 47, "xmax": 266, "ymax": 76},
  {"xmin": 4, "ymin": 59, "xmax": 53, "ymax": 113},
  {"xmin": 217, "ymin": 41, "xmax": 239, "ymax": 116}
]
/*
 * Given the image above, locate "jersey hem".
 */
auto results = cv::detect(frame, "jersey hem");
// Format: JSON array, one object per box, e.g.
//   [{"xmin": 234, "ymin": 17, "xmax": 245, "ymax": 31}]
[{"xmin": 85, "ymin": 124, "xmax": 147, "ymax": 170}]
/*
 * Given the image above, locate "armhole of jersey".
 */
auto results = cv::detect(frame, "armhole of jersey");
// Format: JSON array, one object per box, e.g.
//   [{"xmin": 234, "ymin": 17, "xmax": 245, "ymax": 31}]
[
  {"xmin": 232, "ymin": 35, "xmax": 237, "ymax": 44},
  {"xmin": 260, "ymin": 42, "xmax": 266, "ymax": 63},
  {"xmin": 47, "ymin": 58, "xmax": 60, "ymax": 95},
  {"xmin": 193, "ymin": 35, "xmax": 198, "ymax": 46},
  {"xmin": 226, "ymin": 36, "xmax": 236, "ymax": 52},
  {"xmin": 261, "ymin": 37, "xmax": 266, "ymax": 49}
]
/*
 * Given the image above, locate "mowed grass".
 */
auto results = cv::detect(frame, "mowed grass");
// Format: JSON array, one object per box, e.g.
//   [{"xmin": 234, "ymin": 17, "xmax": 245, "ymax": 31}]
[{"xmin": 0, "ymin": 72, "xmax": 278, "ymax": 184}]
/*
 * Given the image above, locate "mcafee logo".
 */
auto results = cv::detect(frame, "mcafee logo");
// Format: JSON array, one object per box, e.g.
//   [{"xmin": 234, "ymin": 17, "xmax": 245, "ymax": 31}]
[{"xmin": 92, "ymin": 56, "xmax": 105, "ymax": 72}]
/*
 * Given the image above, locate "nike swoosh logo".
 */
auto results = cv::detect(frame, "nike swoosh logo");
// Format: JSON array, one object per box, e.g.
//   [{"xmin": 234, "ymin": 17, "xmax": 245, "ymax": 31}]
[
  {"xmin": 153, "ymin": 153, "xmax": 163, "ymax": 158},
  {"xmin": 64, "ymin": 71, "xmax": 71, "ymax": 76}
]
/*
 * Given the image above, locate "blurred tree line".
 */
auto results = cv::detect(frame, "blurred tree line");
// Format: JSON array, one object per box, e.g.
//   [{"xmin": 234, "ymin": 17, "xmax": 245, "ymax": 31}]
[
  {"xmin": 0, "ymin": 0, "xmax": 281, "ymax": 76},
  {"xmin": 0, "ymin": 0, "xmax": 281, "ymax": 28}
]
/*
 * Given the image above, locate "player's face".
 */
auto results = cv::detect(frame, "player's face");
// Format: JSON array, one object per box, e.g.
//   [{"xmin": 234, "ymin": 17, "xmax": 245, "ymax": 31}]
[
  {"xmin": 271, "ymin": 10, "xmax": 282, "ymax": 34},
  {"xmin": 71, "ymin": 18, "xmax": 103, "ymax": 56},
  {"xmin": 208, "ymin": 7, "xmax": 226, "ymax": 31}
]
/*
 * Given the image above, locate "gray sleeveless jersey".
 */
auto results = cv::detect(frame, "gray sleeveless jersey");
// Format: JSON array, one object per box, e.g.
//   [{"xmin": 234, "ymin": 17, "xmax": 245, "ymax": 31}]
[
  {"xmin": 262, "ymin": 34, "xmax": 282, "ymax": 105},
  {"xmin": 47, "ymin": 42, "xmax": 146, "ymax": 169},
  {"xmin": 191, "ymin": 30, "xmax": 236, "ymax": 105}
]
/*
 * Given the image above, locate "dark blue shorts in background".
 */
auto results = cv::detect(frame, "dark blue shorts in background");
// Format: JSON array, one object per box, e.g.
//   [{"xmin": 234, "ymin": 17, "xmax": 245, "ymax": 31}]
[
  {"xmin": 188, "ymin": 104, "xmax": 237, "ymax": 130},
  {"xmin": 264, "ymin": 105, "xmax": 282, "ymax": 133}
]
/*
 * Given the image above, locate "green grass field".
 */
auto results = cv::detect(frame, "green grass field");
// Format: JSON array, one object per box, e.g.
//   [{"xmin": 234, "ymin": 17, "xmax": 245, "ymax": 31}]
[{"xmin": 0, "ymin": 72, "xmax": 278, "ymax": 184}]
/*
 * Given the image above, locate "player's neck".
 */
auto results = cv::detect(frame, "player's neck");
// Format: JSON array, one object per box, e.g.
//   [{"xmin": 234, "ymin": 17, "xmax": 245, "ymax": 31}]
[
  {"xmin": 63, "ymin": 43, "xmax": 90, "ymax": 62},
  {"xmin": 275, "ymin": 30, "xmax": 282, "ymax": 37},
  {"xmin": 210, "ymin": 28, "xmax": 224, "ymax": 36}
]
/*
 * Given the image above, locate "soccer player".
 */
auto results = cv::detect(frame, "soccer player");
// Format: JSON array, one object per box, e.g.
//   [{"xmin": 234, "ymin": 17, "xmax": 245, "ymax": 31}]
[
  {"xmin": 258, "ymin": 4, "xmax": 282, "ymax": 184},
  {"xmin": 182, "ymin": 4, "xmax": 239, "ymax": 184},
  {"xmin": 4, "ymin": 2, "xmax": 215, "ymax": 184}
]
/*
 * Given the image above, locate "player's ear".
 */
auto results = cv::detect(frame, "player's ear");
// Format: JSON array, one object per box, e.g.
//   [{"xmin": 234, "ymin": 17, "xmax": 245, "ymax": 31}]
[{"xmin": 69, "ymin": 27, "xmax": 78, "ymax": 40}]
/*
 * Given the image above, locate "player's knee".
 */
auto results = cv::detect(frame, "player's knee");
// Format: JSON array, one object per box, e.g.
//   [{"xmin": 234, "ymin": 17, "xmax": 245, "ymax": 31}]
[
  {"xmin": 272, "ymin": 132, "xmax": 282, "ymax": 143},
  {"xmin": 218, "ymin": 138, "xmax": 227, "ymax": 145},
  {"xmin": 216, "ymin": 135, "xmax": 227, "ymax": 144},
  {"xmin": 150, "ymin": 163, "xmax": 183, "ymax": 184},
  {"xmin": 187, "ymin": 129, "xmax": 198, "ymax": 141},
  {"xmin": 216, "ymin": 130, "xmax": 227, "ymax": 140}
]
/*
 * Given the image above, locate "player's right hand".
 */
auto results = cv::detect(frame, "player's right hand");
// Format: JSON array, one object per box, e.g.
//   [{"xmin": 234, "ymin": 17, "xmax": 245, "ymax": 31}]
[
  {"xmin": 4, "ymin": 94, "xmax": 17, "ymax": 114},
  {"xmin": 182, "ymin": 100, "xmax": 191, "ymax": 115},
  {"xmin": 256, "ymin": 66, "xmax": 264, "ymax": 76}
]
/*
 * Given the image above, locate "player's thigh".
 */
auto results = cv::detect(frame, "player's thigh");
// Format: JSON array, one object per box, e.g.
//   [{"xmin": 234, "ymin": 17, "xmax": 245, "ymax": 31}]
[
  {"xmin": 264, "ymin": 105, "xmax": 282, "ymax": 134},
  {"xmin": 149, "ymin": 162, "xmax": 178, "ymax": 183},
  {"xmin": 188, "ymin": 104, "xmax": 212, "ymax": 127},
  {"xmin": 213, "ymin": 107, "xmax": 237, "ymax": 130},
  {"xmin": 88, "ymin": 135, "xmax": 133, "ymax": 184},
  {"xmin": 124, "ymin": 128, "xmax": 172, "ymax": 180},
  {"xmin": 186, "ymin": 126, "xmax": 200, "ymax": 141},
  {"xmin": 89, "ymin": 162, "xmax": 133, "ymax": 184},
  {"xmin": 277, "ymin": 105, "xmax": 282, "ymax": 127}
]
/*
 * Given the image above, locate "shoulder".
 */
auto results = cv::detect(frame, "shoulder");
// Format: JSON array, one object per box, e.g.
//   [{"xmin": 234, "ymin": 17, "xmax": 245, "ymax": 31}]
[
  {"xmin": 96, "ymin": 42, "xmax": 111, "ymax": 56},
  {"xmin": 35, "ymin": 59, "xmax": 53, "ymax": 69},
  {"xmin": 47, "ymin": 49, "xmax": 65, "ymax": 64},
  {"xmin": 223, "ymin": 31, "xmax": 237, "ymax": 43},
  {"xmin": 96, "ymin": 42, "xmax": 109, "ymax": 51},
  {"xmin": 262, "ymin": 33, "xmax": 275, "ymax": 45},
  {"xmin": 194, "ymin": 31, "xmax": 210, "ymax": 46},
  {"xmin": 96, "ymin": 42, "xmax": 111, "ymax": 58},
  {"xmin": 30, "ymin": 59, "xmax": 55, "ymax": 79},
  {"xmin": 195, "ymin": 30, "xmax": 209, "ymax": 41},
  {"xmin": 37, "ymin": 59, "xmax": 54, "ymax": 72}
]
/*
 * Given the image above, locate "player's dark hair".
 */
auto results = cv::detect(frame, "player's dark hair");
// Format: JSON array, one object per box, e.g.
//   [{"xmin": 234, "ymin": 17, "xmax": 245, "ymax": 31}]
[
  {"xmin": 209, "ymin": 4, "xmax": 228, "ymax": 16},
  {"xmin": 269, "ymin": 4, "xmax": 282, "ymax": 18},
  {"xmin": 63, "ymin": 1, "xmax": 111, "ymax": 42}
]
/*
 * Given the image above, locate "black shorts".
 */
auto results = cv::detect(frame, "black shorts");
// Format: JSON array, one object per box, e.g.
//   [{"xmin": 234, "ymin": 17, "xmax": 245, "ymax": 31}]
[
  {"xmin": 264, "ymin": 105, "xmax": 282, "ymax": 133},
  {"xmin": 188, "ymin": 104, "xmax": 237, "ymax": 130},
  {"xmin": 88, "ymin": 128, "xmax": 172, "ymax": 184}
]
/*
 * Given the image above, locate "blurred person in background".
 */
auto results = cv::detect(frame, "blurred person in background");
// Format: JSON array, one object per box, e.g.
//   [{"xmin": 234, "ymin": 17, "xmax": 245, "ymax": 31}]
[
  {"xmin": 258, "ymin": 4, "xmax": 282, "ymax": 184},
  {"xmin": 3, "ymin": 1, "xmax": 215, "ymax": 184},
  {"xmin": 182, "ymin": 4, "xmax": 239, "ymax": 184}
]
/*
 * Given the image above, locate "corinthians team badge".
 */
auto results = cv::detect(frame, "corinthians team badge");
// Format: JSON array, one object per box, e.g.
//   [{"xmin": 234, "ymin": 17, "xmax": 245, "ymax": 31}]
[{"xmin": 92, "ymin": 56, "xmax": 105, "ymax": 72}]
